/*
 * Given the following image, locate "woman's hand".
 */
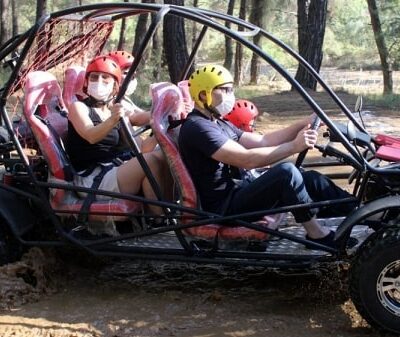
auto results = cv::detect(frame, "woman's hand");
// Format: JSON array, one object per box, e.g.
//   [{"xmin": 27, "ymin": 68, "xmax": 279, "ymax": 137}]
[{"xmin": 109, "ymin": 103, "xmax": 126, "ymax": 125}]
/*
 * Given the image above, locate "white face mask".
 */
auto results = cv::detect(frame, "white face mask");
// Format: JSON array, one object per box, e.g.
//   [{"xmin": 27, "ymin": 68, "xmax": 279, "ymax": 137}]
[
  {"xmin": 87, "ymin": 80, "xmax": 114, "ymax": 101},
  {"xmin": 125, "ymin": 78, "xmax": 138, "ymax": 96},
  {"xmin": 214, "ymin": 92, "xmax": 235, "ymax": 117}
]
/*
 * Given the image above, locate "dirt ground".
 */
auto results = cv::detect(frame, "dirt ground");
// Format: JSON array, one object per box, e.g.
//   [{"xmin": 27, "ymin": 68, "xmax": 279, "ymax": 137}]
[{"xmin": 0, "ymin": 90, "xmax": 398, "ymax": 337}]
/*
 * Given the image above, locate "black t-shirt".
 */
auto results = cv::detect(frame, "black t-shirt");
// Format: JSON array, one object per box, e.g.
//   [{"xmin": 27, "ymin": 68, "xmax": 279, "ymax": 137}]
[
  {"xmin": 178, "ymin": 110, "xmax": 243, "ymax": 213},
  {"xmin": 66, "ymin": 102, "xmax": 129, "ymax": 171}
]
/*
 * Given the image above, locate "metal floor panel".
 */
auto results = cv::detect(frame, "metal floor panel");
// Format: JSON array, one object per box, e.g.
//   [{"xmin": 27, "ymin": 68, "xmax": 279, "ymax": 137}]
[
  {"xmin": 115, "ymin": 218, "xmax": 373, "ymax": 257},
  {"xmin": 266, "ymin": 224, "xmax": 373, "ymax": 256},
  {"xmin": 117, "ymin": 232, "xmax": 183, "ymax": 250}
]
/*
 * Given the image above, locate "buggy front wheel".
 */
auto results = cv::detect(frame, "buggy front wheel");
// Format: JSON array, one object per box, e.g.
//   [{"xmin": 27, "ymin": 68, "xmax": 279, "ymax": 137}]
[{"xmin": 349, "ymin": 227, "xmax": 400, "ymax": 334}]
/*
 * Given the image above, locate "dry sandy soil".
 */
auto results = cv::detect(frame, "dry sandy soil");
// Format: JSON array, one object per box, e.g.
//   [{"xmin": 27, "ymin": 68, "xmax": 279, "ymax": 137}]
[{"xmin": 0, "ymin": 89, "xmax": 398, "ymax": 337}]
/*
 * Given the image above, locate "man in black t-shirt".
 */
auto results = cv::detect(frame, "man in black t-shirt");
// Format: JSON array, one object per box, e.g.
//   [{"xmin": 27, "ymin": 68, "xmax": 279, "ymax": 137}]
[{"xmin": 178, "ymin": 65, "xmax": 357, "ymax": 249}]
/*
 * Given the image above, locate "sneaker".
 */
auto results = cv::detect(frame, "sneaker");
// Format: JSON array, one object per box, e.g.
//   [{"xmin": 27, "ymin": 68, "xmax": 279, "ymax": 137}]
[
  {"xmin": 69, "ymin": 227, "xmax": 111, "ymax": 241},
  {"xmin": 305, "ymin": 230, "xmax": 358, "ymax": 250},
  {"xmin": 147, "ymin": 217, "xmax": 169, "ymax": 228}
]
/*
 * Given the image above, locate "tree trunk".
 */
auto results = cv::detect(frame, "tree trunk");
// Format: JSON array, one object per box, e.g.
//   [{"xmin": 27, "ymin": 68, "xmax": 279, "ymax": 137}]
[
  {"xmin": 294, "ymin": 0, "xmax": 327, "ymax": 91},
  {"xmin": 11, "ymin": 0, "xmax": 18, "ymax": 37},
  {"xmin": 234, "ymin": 0, "xmax": 245, "ymax": 85},
  {"xmin": 118, "ymin": 18, "xmax": 127, "ymax": 50},
  {"xmin": 163, "ymin": 0, "xmax": 192, "ymax": 83},
  {"xmin": 367, "ymin": 0, "xmax": 392, "ymax": 94},
  {"xmin": 132, "ymin": 0, "xmax": 151, "ymax": 55},
  {"xmin": 118, "ymin": 0, "xmax": 130, "ymax": 50},
  {"xmin": 0, "ymin": 0, "xmax": 11, "ymax": 45},
  {"xmin": 36, "ymin": 0, "xmax": 47, "ymax": 22},
  {"xmin": 249, "ymin": 0, "xmax": 266, "ymax": 84},
  {"xmin": 223, "ymin": 0, "xmax": 235, "ymax": 71},
  {"xmin": 150, "ymin": 0, "xmax": 162, "ymax": 81},
  {"xmin": 191, "ymin": 0, "xmax": 199, "ymax": 50}
]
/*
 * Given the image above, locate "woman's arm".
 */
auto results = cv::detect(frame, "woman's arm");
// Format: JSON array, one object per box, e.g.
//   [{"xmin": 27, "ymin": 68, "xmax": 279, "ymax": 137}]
[
  {"xmin": 129, "ymin": 110, "xmax": 151, "ymax": 126},
  {"xmin": 122, "ymin": 98, "xmax": 151, "ymax": 126},
  {"xmin": 68, "ymin": 101, "xmax": 123, "ymax": 144}
]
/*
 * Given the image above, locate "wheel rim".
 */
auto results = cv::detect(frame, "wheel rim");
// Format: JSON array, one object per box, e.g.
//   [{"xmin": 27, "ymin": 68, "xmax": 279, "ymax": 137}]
[{"xmin": 377, "ymin": 260, "xmax": 400, "ymax": 316}]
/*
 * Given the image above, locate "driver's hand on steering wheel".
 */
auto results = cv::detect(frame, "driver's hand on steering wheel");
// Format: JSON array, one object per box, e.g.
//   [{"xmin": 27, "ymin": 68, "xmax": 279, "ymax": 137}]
[
  {"xmin": 293, "ymin": 126, "xmax": 318, "ymax": 152},
  {"xmin": 304, "ymin": 113, "xmax": 325, "ymax": 128}
]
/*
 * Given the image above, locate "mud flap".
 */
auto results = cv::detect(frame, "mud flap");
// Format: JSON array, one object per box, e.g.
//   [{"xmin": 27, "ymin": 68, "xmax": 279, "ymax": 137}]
[
  {"xmin": 0, "ymin": 188, "xmax": 37, "ymax": 237},
  {"xmin": 336, "ymin": 195, "xmax": 400, "ymax": 240}
]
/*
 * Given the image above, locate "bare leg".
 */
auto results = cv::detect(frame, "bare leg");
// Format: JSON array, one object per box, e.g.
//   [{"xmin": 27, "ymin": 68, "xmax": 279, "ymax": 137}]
[{"xmin": 116, "ymin": 150, "xmax": 166, "ymax": 215}]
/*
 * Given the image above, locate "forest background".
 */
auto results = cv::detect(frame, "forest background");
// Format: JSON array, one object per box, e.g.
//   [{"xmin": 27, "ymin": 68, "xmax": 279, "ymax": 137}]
[{"xmin": 1, "ymin": 0, "xmax": 400, "ymax": 109}]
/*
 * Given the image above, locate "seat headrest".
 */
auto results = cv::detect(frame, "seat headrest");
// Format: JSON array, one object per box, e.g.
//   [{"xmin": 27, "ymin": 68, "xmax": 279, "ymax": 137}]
[
  {"xmin": 150, "ymin": 82, "xmax": 184, "ymax": 124},
  {"xmin": 63, "ymin": 65, "xmax": 86, "ymax": 108},
  {"xmin": 24, "ymin": 71, "xmax": 66, "ymax": 117}
]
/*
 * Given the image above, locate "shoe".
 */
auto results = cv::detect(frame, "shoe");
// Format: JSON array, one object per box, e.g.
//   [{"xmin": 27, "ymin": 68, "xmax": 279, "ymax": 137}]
[
  {"xmin": 305, "ymin": 230, "xmax": 358, "ymax": 250},
  {"xmin": 147, "ymin": 217, "xmax": 169, "ymax": 228},
  {"xmin": 69, "ymin": 227, "xmax": 111, "ymax": 241}
]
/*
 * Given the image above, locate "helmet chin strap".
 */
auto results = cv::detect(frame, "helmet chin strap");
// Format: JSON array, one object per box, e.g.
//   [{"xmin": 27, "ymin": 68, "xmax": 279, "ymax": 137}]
[
  {"xmin": 204, "ymin": 103, "xmax": 221, "ymax": 120},
  {"xmin": 87, "ymin": 96, "xmax": 114, "ymax": 108}
]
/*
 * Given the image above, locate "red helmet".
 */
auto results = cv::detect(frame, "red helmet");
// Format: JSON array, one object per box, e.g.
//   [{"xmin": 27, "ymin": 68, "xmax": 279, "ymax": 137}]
[
  {"xmin": 106, "ymin": 50, "xmax": 134, "ymax": 70},
  {"xmin": 85, "ymin": 56, "xmax": 122, "ymax": 86},
  {"xmin": 224, "ymin": 99, "xmax": 259, "ymax": 132}
]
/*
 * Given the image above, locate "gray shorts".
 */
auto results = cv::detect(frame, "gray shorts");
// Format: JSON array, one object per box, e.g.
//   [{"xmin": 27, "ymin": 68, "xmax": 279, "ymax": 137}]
[{"xmin": 74, "ymin": 165, "xmax": 120, "ymax": 200}]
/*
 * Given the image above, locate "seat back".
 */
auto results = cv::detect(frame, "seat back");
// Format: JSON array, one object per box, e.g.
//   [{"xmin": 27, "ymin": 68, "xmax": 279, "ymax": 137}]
[
  {"xmin": 23, "ymin": 71, "xmax": 143, "ymax": 221},
  {"xmin": 150, "ymin": 82, "xmax": 198, "ymax": 212},
  {"xmin": 62, "ymin": 66, "xmax": 87, "ymax": 110},
  {"xmin": 23, "ymin": 71, "xmax": 73, "ymax": 183}
]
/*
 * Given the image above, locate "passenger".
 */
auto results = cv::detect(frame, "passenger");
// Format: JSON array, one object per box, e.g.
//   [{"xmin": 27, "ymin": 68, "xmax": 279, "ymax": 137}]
[
  {"xmin": 65, "ymin": 55, "xmax": 166, "ymax": 215},
  {"xmin": 178, "ymin": 64, "xmax": 357, "ymax": 248},
  {"xmin": 225, "ymin": 99, "xmax": 264, "ymax": 182},
  {"xmin": 224, "ymin": 99, "xmax": 259, "ymax": 132},
  {"xmin": 106, "ymin": 50, "xmax": 156, "ymax": 153}
]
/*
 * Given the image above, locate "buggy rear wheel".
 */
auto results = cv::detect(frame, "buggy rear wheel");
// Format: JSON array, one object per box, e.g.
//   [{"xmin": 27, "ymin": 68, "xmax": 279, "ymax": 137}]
[
  {"xmin": 349, "ymin": 227, "xmax": 400, "ymax": 334},
  {"xmin": 0, "ymin": 222, "xmax": 23, "ymax": 265}
]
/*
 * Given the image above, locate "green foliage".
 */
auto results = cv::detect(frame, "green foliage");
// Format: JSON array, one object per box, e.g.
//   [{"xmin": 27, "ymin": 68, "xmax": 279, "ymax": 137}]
[
  {"xmin": 366, "ymin": 92, "xmax": 400, "ymax": 110},
  {"xmin": 7, "ymin": 0, "xmax": 400, "ymax": 104},
  {"xmin": 325, "ymin": 0, "xmax": 377, "ymax": 68},
  {"xmin": 13, "ymin": 0, "xmax": 397, "ymax": 72},
  {"xmin": 378, "ymin": 0, "xmax": 400, "ymax": 68},
  {"xmin": 235, "ymin": 85, "xmax": 272, "ymax": 100}
]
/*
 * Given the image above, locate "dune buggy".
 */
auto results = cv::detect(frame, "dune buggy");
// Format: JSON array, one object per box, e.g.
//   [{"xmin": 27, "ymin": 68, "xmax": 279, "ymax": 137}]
[{"xmin": 0, "ymin": 3, "xmax": 400, "ymax": 334}]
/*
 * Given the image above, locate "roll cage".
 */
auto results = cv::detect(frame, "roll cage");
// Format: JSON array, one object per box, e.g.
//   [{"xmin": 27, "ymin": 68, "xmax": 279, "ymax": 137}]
[
  {"xmin": 0, "ymin": 3, "xmax": 376, "ymax": 169},
  {"xmin": 0, "ymin": 3, "xmax": 394, "ymax": 265}
]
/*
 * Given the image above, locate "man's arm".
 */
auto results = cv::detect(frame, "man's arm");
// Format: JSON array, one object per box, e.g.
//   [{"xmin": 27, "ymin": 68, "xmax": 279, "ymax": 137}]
[
  {"xmin": 213, "ymin": 126, "xmax": 317, "ymax": 170},
  {"xmin": 239, "ymin": 115, "xmax": 314, "ymax": 149}
]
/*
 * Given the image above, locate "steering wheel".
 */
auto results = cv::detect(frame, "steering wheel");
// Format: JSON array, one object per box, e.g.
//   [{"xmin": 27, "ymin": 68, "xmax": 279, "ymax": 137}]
[{"xmin": 295, "ymin": 115, "xmax": 321, "ymax": 168}]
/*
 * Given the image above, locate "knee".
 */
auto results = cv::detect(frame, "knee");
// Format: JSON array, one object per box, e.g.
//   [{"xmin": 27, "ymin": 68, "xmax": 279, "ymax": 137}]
[
  {"xmin": 272, "ymin": 162, "xmax": 304, "ymax": 189},
  {"xmin": 303, "ymin": 169, "xmax": 321, "ymax": 181},
  {"xmin": 145, "ymin": 151, "xmax": 165, "ymax": 171},
  {"xmin": 276, "ymin": 162, "xmax": 300, "ymax": 178}
]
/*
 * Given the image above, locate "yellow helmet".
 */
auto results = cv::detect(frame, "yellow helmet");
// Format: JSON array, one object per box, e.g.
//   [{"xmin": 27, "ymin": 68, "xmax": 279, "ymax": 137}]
[{"xmin": 188, "ymin": 65, "xmax": 233, "ymax": 109}]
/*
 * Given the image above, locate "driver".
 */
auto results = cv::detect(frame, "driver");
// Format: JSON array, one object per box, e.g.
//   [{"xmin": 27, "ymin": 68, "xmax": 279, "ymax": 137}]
[
  {"xmin": 65, "ymin": 55, "xmax": 167, "ymax": 216},
  {"xmin": 178, "ymin": 65, "xmax": 357, "ymax": 249}
]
